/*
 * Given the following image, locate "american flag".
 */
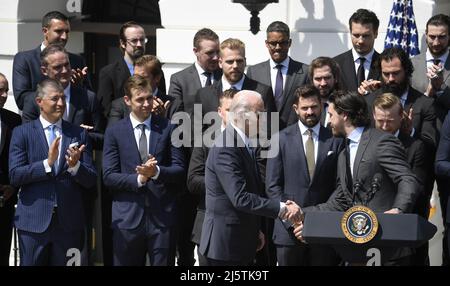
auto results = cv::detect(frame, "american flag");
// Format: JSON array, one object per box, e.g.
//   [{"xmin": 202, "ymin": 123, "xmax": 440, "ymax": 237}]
[{"xmin": 384, "ymin": 0, "xmax": 420, "ymax": 57}]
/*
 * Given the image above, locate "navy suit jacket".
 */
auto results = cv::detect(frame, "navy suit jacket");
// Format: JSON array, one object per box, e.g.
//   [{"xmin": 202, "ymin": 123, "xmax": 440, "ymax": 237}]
[
  {"xmin": 199, "ymin": 126, "xmax": 280, "ymax": 263},
  {"xmin": 9, "ymin": 119, "xmax": 97, "ymax": 233},
  {"xmin": 12, "ymin": 46, "xmax": 87, "ymax": 111},
  {"xmin": 266, "ymin": 123, "xmax": 343, "ymax": 245},
  {"xmin": 102, "ymin": 115, "xmax": 186, "ymax": 230},
  {"xmin": 435, "ymin": 111, "xmax": 450, "ymax": 223}
]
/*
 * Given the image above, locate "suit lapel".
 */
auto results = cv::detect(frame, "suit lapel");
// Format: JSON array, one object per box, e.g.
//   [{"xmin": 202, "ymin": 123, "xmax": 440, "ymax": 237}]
[
  {"xmin": 149, "ymin": 116, "xmax": 162, "ymax": 157},
  {"xmin": 343, "ymin": 51, "xmax": 357, "ymax": 90},
  {"xmin": 313, "ymin": 126, "xmax": 332, "ymax": 181},
  {"xmin": 0, "ymin": 113, "xmax": 6, "ymax": 154},
  {"xmin": 56, "ymin": 121, "xmax": 71, "ymax": 174},
  {"xmin": 292, "ymin": 125, "xmax": 311, "ymax": 184},
  {"xmin": 190, "ymin": 64, "xmax": 202, "ymax": 90},
  {"xmin": 68, "ymin": 86, "xmax": 79, "ymax": 123},
  {"xmin": 353, "ymin": 127, "xmax": 371, "ymax": 179},
  {"xmin": 443, "ymin": 54, "xmax": 450, "ymax": 85},
  {"xmin": 124, "ymin": 117, "xmax": 142, "ymax": 163},
  {"xmin": 404, "ymin": 89, "xmax": 417, "ymax": 111},
  {"xmin": 32, "ymin": 120, "xmax": 53, "ymax": 163},
  {"xmin": 367, "ymin": 51, "xmax": 380, "ymax": 80}
]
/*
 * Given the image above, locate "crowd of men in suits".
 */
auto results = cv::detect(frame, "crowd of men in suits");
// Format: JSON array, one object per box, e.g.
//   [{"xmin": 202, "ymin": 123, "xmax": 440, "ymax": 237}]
[{"xmin": 0, "ymin": 8, "xmax": 450, "ymax": 266}]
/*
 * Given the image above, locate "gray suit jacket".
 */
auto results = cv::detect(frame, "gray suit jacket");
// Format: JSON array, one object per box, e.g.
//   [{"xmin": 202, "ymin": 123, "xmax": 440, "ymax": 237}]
[
  {"xmin": 246, "ymin": 58, "xmax": 309, "ymax": 130},
  {"xmin": 411, "ymin": 50, "xmax": 450, "ymax": 128},
  {"xmin": 305, "ymin": 127, "xmax": 419, "ymax": 213}
]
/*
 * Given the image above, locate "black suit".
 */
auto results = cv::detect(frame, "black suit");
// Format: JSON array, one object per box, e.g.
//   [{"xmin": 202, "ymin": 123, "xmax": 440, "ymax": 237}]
[
  {"xmin": 266, "ymin": 123, "xmax": 343, "ymax": 265},
  {"xmin": 12, "ymin": 46, "xmax": 89, "ymax": 111},
  {"xmin": 333, "ymin": 49, "xmax": 381, "ymax": 92},
  {"xmin": 246, "ymin": 58, "xmax": 309, "ymax": 130},
  {"xmin": 0, "ymin": 108, "xmax": 21, "ymax": 265}
]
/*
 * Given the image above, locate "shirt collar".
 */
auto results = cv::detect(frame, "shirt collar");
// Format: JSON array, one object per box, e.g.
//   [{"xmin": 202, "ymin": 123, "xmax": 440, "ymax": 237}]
[
  {"xmin": 40, "ymin": 42, "xmax": 47, "ymax": 51},
  {"xmin": 269, "ymin": 57, "xmax": 290, "ymax": 70},
  {"xmin": 222, "ymin": 74, "xmax": 245, "ymax": 91},
  {"xmin": 347, "ymin": 126, "xmax": 365, "ymax": 144},
  {"xmin": 40, "ymin": 115, "xmax": 62, "ymax": 130},
  {"xmin": 394, "ymin": 129, "xmax": 400, "ymax": 138},
  {"xmin": 129, "ymin": 113, "xmax": 151, "ymax": 130},
  {"xmin": 298, "ymin": 121, "xmax": 320, "ymax": 137},
  {"xmin": 124, "ymin": 58, "xmax": 134, "ymax": 75},
  {"xmin": 195, "ymin": 61, "xmax": 207, "ymax": 76},
  {"xmin": 426, "ymin": 49, "xmax": 449, "ymax": 64},
  {"xmin": 352, "ymin": 48, "xmax": 375, "ymax": 63}
]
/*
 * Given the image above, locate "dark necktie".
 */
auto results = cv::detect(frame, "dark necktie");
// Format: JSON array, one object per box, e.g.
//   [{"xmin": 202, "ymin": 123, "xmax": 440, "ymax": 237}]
[
  {"xmin": 357, "ymin": 57, "xmax": 366, "ymax": 87},
  {"xmin": 345, "ymin": 138, "xmax": 353, "ymax": 191},
  {"xmin": 305, "ymin": 129, "xmax": 315, "ymax": 180},
  {"xmin": 433, "ymin": 58, "xmax": 441, "ymax": 66},
  {"xmin": 274, "ymin": 64, "xmax": 284, "ymax": 110},
  {"xmin": 204, "ymin": 72, "xmax": 212, "ymax": 87},
  {"xmin": 138, "ymin": 124, "xmax": 148, "ymax": 163}
]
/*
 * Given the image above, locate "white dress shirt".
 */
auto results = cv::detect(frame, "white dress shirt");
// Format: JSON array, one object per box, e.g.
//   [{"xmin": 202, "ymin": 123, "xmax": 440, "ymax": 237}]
[
  {"xmin": 352, "ymin": 48, "xmax": 375, "ymax": 80},
  {"xmin": 222, "ymin": 75, "xmax": 245, "ymax": 92},
  {"xmin": 347, "ymin": 126, "xmax": 365, "ymax": 177}
]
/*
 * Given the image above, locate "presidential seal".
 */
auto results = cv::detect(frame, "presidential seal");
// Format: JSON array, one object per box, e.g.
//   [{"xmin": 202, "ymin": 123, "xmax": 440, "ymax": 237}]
[{"xmin": 341, "ymin": 205, "xmax": 378, "ymax": 244}]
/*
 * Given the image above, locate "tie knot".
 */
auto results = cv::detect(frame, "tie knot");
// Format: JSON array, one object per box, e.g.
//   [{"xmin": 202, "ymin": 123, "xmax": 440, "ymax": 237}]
[
  {"xmin": 433, "ymin": 58, "xmax": 441, "ymax": 66},
  {"xmin": 138, "ymin": 124, "xmax": 146, "ymax": 132},
  {"xmin": 203, "ymin": 71, "xmax": 211, "ymax": 77},
  {"xmin": 48, "ymin": 124, "xmax": 55, "ymax": 131},
  {"xmin": 276, "ymin": 64, "xmax": 283, "ymax": 70},
  {"xmin": 306, "ymin": 128, "xmax": 314, "ymax": 137},
  {"xmin": 359, "ymin": 57, "xmax": 366, "ymax": 63}
]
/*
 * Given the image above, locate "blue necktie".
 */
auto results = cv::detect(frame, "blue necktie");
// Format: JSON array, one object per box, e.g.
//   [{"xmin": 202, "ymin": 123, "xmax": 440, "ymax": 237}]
[
  {"xmin": 47, "ymin": 125, "xmax": 56, "ymax": 147},
  {"xmin": 274, "ymin": 64, "xmax": 284, "ymax": 110}
]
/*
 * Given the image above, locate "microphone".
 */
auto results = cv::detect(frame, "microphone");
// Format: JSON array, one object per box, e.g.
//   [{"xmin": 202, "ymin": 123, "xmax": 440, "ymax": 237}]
[
  {"xmin": 352, "ymin": 180, "xmax": 363, "ymax": 206},
  {"xmin": 366, "ymin": 173, "xmax": 382, "ymax": 205}
]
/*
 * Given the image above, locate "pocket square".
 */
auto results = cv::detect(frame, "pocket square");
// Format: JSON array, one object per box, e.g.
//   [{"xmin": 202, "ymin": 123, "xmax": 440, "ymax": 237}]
[{"xmin": 327, "ymin": 151, "xmax": 334, "ymax": 156}]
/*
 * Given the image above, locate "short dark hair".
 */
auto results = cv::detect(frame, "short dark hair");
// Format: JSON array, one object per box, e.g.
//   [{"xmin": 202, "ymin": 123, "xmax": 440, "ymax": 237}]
[
  {"xmin": 36, "ymin": 78, "xmax": 64, "ymax": 99},
  {"xmin": 119, "ymin": 21, "xmax": 144, "ymax": 50},
  {"xmin": 42, "ymin": 11, "xmax": 68, "ymax": 28},
  {"xmin": 308, "ymin": 56, "xmax": 342, "ymax": 90},
  {"xmin": 124, "ymin": 75, "xmax": 152, "ymax": 99},
  {"xmin": 266, "ymin": 21, "xmax": 290, "ymax": 38},
  {"xmin": 293, "ymin": 85, "xmax": 321, "ymax": 104},
  {"xmin": 40, "ymin": 43, "xmax": 68, "ymax": 67},
  {"xmin": 193, "ymin": 28, "xmax": 219, "ymax": 49},
  {"xmin": 426, "ymin": 14, "xmax": 450, "ymax": 34},
  {"xmin": 329, "ymin": 90, "xmax": 370, "ymax": 127},
  {"xmin": 379, "ymin": 47, "xmax": 414, "ymax": 79},
  {"xmin": 349, "ymin": 9, "xmax": 379, "ymax": 31},
  {"xmin": 219, "ymin": 88, "xmax": 238, "ymax": 107}
]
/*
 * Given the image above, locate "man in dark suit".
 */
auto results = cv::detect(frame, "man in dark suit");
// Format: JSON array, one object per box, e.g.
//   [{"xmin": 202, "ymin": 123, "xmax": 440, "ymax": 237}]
[
  {"xmin": 333, "ymin": 9, "xmax": 381, "ymax": 92},
  {"xmin": 266, "ymin": 85, "xmax": 343, "ymax": 266},
  {"xmin": 246, "ymin": 21, "xmax": 309, "ymax": 130},
  {"xmin": 21, "ymin": 44, "xmax": 104, "ymax": 149},
  {"xmin": 309, "ymin": 57, "xmax": 343, "ymax": 127},
  {"xmin": 169, "ymin": 28, "xmax": 221, "ymax": 116},
  {"xmin": 0, "ymin": 74, "xmax": 21, "ymax": 266},
  {"xmin": 103, "ymin": 75, "xmax": 185, "ymax": 266},
  {"xmin": 293, "ymin": 91, "xmax": 420, "ymax": 265},
  {"xmin": 435, "ymin": 111, "xmax": 450, "ymax": 266},
  {"xmin": 187, "ymin": 89, "xmax": 236, "ymax": 266},
  {"xmin": 12, "ymin": 11, "xmax": 89, "ymax": 112},
  {"xmin": 109, "ymin": 55, "xmax": 174, "ymax": 126},
  {"xmin": 199, "ymin": 90, "xmax": 302, "ymax": 266},
  {"xmin": 97, "ymin": 21, "xmax": 166, "ymax": 119},
  {"xmin": 372, "ymin": 93, "xmax": 429, "ymax": 265},
  {"xmin": 9, "ymin": 79, "xmax": 97, "ymax": 266}
]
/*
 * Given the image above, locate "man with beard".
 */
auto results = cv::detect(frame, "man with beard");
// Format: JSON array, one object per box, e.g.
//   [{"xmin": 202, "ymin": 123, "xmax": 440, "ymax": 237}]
[
  {"xmin": 266, "ymin": 85, "xmax": 342, "ymax": 266},
  {"xmin": 309, "ymin": 57, "xmax": 343, "ymax": 127},
  {"xmin": 293, "ymin": 91, "xmax": 419, "ymax": 265},
  {"xmin": 97, "ymin": 21, "xmax": 165, "ymax": 119},
  {"xmin": 13, "ymin": 11, "xmax": 89, "ymax": 114}
]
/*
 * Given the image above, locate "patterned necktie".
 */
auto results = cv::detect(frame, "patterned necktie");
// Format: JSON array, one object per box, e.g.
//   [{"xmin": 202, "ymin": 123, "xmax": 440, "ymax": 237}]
[
  {"xmin": 274, "ymin": 64, "xmax": 284, "ymax": 110},
  {"xmin": 357, "ymin": 57, "xmax": 366, "ymax": 87},
  {"xmin": 204, "ymin": 72, "xmax": 212, "ymax": 87},
  {"xmin": 305, "ymin": 129, "xmax": 315, "ymax": 179},
  {"xmin": 138, "ymin": 124, "xmax": 148, "ymax": 163},
  {"xmin": 47, "ymin": 125, "xmax": 56, "ymax": 147}
]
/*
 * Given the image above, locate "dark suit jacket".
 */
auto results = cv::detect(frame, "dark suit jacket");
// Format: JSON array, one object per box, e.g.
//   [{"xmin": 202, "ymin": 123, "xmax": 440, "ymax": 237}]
[
  {"xmin": 9, "ymin": 119, "xmax": 97, "ymax": 233},
  {"xmin": 246, "ymin": 58, "xmax": 309, "ymax": 130},
  {"xmin": 266, "ymin": 123, "xmax": 343, "ymax": 245},
  {"xmin": 108, "ymin": 90, "xmax": 175, "ymax": 127},
  {"xmin": 435, "ymin": 111, "xmax": 450, "ymax": 223},
  {"xmin": 21, "ymin": 85, "xmax": 105, "ymax": 150},
  {"xmin": 333, "ymin": 49, "xmax": 381, "ymax": 92},
  {"xmin": 12, "ymin": 46, "xmax": 87, "ymax": 111},
  {"xmin": 199, "ymin": 125, "xmax": 280, "ymax": 263},
  {"xmin": 0, "ymin": 109, "xmax": 21, "ymax": 204},
  {"xmin": 305, "ymin": 127, "xmax": 419, "ymax": 213},
  {"xmin": 168, "ymin": 63, "xmax": 222, "ymax": 115},
  {"xmin": 366, "ymin": 87, "xmax": 438, "ymax": 151},
  {"xmin": 102, "ymin": 115, "xmax": 186, "ymax": 230}
]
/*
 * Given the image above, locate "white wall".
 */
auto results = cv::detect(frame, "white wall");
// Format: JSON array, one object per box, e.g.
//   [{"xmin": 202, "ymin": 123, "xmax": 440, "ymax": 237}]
[{"xmin": 157, "ymin": 0, "xmax": 445, "ymax": 89}]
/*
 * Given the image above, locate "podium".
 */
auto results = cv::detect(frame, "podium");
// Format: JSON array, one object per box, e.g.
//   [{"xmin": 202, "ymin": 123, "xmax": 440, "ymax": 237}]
[{"xmin": 301, "ymin": 211, "xmax": 437, "ymax": 264}]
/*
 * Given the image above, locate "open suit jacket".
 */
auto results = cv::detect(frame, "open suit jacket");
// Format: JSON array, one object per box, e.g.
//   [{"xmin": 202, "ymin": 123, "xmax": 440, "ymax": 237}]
[
  {"xmin": 266, "ymin": 123, "xmax": 343, "ymax": 245},
  {"xmin": 333, "ymin": 49, "xmax": 381, "ymax": 92},
  {"xmin": 305, "ymin": 127, "xmax": 419, "ymax": 213},
  {"xmin": 9, "ymin": 119, "xmax": 97, "ymax": 233},
  {"xmin": 102, "ymin": 115, "xmax": 185, "ymax": 230},
  {"xmin": 12, "ymin": 46, "xmax": 87, "ymax": 111},
  {"xmin": 411, "ymin": 51, "xmax": 450, "ymax": 129},
  {"xmin": 246, "ymin": 57, "xmax": 309, "ymax": 130},
  {"xmin": 199, "ymin": 125, "xmax": 280, "ymax": 263}
]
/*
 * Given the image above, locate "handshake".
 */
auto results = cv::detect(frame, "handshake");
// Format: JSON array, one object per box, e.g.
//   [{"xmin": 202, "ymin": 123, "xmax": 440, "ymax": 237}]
[{"xmin": 279, "ymin": 200, "xmax": 306, "ymax": 243}]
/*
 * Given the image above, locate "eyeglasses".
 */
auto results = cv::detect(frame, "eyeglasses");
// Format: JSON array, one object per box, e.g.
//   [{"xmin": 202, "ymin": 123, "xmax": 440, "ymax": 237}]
[
  {"xmin": 266, "ymin": 40, "xmax": 290, "ymax": 49},
  {"xmin": 126, "ymin": 37, "xmax": 148, "ymax": 46}
]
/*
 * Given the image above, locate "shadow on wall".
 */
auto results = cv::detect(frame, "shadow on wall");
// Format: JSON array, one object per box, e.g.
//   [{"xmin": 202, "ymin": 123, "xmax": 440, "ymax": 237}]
[{"xmin": 291, "ymin": 0, "xmax": 348, "ymax": 63}]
